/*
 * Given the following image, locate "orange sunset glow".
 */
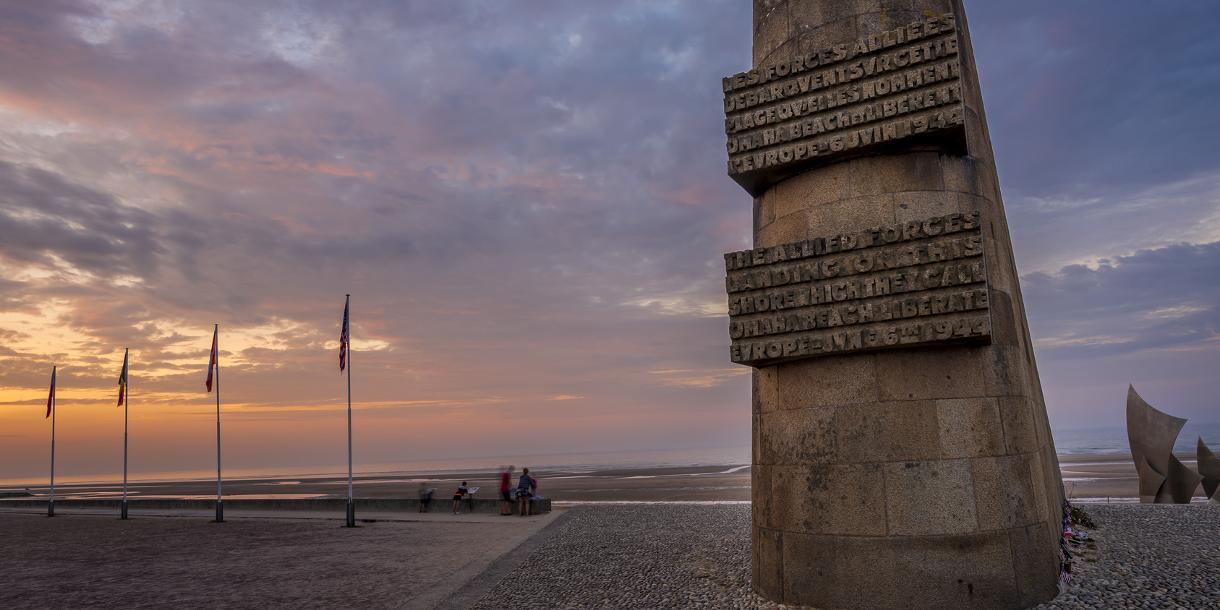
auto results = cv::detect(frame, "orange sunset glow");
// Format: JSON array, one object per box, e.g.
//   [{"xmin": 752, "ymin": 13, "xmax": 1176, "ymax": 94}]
[{"xmin": 3, "ymin": 1, "xmax": 1219, "ymax": 488}]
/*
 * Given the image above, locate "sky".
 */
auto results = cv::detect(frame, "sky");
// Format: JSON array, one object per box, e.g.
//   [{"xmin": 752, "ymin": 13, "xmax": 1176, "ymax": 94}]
[{"xmin": 0, "ymin": 1, "xmax": 1217, "ymax": 482}]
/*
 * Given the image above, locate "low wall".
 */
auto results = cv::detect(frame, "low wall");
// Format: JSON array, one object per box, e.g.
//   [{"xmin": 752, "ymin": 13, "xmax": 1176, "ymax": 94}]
[{"xmin": 0, "ymin": 496, "xmax": 552, "ymax": 515}]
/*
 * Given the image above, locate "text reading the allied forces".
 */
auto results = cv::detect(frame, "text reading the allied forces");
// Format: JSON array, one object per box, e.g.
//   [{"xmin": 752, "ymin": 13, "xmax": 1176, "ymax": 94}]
[{"xmin": 724, "ymin": 210, "xmax": 991, "ymax": 366}]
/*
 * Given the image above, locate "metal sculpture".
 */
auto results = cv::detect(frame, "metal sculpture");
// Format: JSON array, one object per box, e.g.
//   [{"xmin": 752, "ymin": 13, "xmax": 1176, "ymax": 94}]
[
  {"xmin": 1199, "ymin": 437, "xmax": 1220, "ymax": 501},
  {"xmin": 1166, "ymin": 452, "xmax": 1203, "ymax": 504},
  {"xmin": 1126, "ymin": 385, "xmax": 1200, "ymax": 503}
]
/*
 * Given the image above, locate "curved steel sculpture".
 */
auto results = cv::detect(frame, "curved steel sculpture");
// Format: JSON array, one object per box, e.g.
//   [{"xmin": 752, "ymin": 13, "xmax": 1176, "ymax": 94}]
[
  {"xmin": 1199, "ymin": 437, "xmax": 1220, "ymax": 501},
  {"xmin": 1167, "ymin": 453, "xmax": 1203, "ymax": 504},
  {"xmin": 1126, "ymin": 385, "xmax": 1200, "ymax": 503}
]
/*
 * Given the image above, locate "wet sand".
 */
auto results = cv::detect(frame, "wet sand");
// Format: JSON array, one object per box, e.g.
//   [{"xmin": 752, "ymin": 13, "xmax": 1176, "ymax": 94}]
[
  {"xmin": 0, "ymin": 464, "xmax": 755, "ymax": 504},
  {"xmin": 1057, "ymin": 453, "xmax": 1214, "ymax": 502},
  {"xmin": 3, "ymin": 454, "xmax": 1207, "ymax": 505},
  {"xmin": 1058, "ymin": 454, "xmax": 1139, "ymax": 501}
]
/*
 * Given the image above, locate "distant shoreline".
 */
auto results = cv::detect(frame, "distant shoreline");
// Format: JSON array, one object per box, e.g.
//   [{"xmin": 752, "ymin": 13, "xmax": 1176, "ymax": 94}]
[{"xmin": 0, "ymin": 451, "xmax": 1185, "ymax": 502}]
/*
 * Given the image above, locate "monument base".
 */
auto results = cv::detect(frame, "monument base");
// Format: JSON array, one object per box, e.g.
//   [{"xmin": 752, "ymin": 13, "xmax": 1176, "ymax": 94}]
[{"xmin": 750, "ymin": 343, "xmax": 1062, "ymax": 608}]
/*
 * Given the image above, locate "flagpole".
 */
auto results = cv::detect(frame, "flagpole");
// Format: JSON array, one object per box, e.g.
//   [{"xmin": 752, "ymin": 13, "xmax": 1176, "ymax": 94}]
[
  {"xmin": 345, "ymin": 294, "xmax": 355, "ymax": 527},
  {"xmin": 215, "ymin": 324, "xmax": 224, "ymax": 523},
  {"xmin": 48, "ymin": 366, "xmax": 56, "ymax": 518},
  {"xmin": 121, "ymin": 348, "xmax": 129, "ymax": 520}
]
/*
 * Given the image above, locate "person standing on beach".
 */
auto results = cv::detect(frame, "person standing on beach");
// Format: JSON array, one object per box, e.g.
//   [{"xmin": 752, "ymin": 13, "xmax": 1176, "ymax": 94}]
[
  {"xmin": 499, "ymin": 465, "xmax": 515, "ymax": 515},
  {"xmin": 516, "ymin": 468, "xmax": 537, "ymax": 517},
  {"xmin": 452, "ymin": 481, "xmax": 469, "ymax": 514},
  {"xmin": 418, "ymin": 482, "xmax": 434, "ymax": 513}
]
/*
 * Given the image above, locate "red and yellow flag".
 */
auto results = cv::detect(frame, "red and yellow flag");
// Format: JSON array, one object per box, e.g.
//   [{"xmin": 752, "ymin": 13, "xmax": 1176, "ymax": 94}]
[{"xmin": 117, "ymin": 349, "xmax": 129, "ymax": 406}]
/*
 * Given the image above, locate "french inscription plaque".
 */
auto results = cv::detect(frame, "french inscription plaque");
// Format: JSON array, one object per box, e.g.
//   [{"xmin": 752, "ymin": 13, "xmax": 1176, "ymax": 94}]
[
  {"xmin": 725, "ymin": 210, "xmax": 990, "ymax": 367},
  {"xmin": 723, "ymin": 12, "xmax": 966, "ymax": 196}
]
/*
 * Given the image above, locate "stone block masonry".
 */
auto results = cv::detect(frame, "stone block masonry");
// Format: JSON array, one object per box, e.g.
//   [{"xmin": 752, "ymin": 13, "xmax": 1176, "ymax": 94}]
[{"xmin": 726, "ymin": 1, "xmax": 1064, "ymax": 608}]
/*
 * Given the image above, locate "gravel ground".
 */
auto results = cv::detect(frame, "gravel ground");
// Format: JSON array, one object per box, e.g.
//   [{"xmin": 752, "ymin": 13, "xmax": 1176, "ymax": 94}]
[
  {"xmin": 473, "ymin": 503, "xmax": 1220, "ymax": 609},
  {"xmin": 471, "ymin": 505, "xmax": 776, "ymax": 610},
  {"xmin": 1037, "ymin": 503, "xmax": 1220, "ymax": 610}
]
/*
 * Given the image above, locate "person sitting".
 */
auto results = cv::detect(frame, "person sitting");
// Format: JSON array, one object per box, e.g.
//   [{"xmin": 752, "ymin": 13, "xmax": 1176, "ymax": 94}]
[
  {"xmin": 516, "ymin": 468, "xmax": 537, "ymax": 517},
  {"xmin": 418, "ymin": 483, "xmax": 434, "ymax": 513},
  {"xmin": 452, "ymin": 481, "xmax": 469, "ymax": 514}
]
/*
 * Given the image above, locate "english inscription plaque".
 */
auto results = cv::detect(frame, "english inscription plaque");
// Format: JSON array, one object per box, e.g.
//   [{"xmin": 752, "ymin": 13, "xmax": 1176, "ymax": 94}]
[
  {"xmin": 725, "ymin": 210, "xmax": 990, "ymax": 367},
  {"xmin": 723, "ymin": 12, "xmax": 966, "ymax": 195}
]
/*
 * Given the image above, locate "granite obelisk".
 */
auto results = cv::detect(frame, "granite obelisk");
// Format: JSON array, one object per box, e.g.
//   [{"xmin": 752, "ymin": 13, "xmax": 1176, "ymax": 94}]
[{"xmin": 724, "ymin": 1, "xmax": 1064, "ymax": 607}]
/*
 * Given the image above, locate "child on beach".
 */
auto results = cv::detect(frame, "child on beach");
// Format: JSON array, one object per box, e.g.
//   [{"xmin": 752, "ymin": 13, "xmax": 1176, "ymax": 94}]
[
  {"xmin": 516, "ymin": 468, "xmax": 537, "ymax": 517},
  {"xmin": 452, "ymin": 481, "xmax": 469, "ymax": 514}
]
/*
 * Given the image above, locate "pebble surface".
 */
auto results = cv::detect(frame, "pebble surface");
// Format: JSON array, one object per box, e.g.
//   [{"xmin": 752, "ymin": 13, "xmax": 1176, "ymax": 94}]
[
  {"xmin": 1037, "ymin": 503, "xmax": 1220, "ymax": 610},
  {"xmin": 471, "ymin": 504, "xmax": 777, "ymax": 609},
  {"xmin": 473, "ymin": 503, "xmax": 1219, "ymax": 609}
]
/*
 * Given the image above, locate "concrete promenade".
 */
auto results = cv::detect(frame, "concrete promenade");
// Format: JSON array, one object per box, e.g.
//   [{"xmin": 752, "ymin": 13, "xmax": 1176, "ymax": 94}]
[
  {"xmin": 0, "ymin": 507, "xmax": 561, "ymax": 609},
  {"xmin": 0, "ymin": 496, "xmax": 551, "ymax": 515}
]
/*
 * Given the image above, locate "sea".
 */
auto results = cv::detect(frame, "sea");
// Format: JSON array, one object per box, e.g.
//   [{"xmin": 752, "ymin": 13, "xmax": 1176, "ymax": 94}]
[
  {"xmin": 4, "ymin": 424, "xmax": 1219, "ymax": 487},
  {"xmin": 1052, "ymin": 422, "xmax": 1220, "ymax": 457}
]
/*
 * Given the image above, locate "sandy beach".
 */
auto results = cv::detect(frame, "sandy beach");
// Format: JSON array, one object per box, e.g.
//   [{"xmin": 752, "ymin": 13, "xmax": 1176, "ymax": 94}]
[
  {"xmin": 1056, "ymin": 454, "xmax": 1137, "ymax": 502},
  {"xmin": 0, "ymin": 464, "xmax": 755, "ymax": 505},
  {"xmin": 2, "ymin": 453, "xmax": 1203, "ymax": 505},
  {"xmin": 1056, "ymin": 453, "xmax": 1216, "ymax": 502}
]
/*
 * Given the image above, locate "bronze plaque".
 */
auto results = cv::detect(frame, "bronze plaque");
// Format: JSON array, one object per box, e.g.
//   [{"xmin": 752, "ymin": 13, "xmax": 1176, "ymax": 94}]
[
  {"xmin": 725, "ymin": 210, "xmax": 991, "ymax": 367},
  {"xmin": 723, "ymin": 12, "xmax": 967, "ymax": 196}
]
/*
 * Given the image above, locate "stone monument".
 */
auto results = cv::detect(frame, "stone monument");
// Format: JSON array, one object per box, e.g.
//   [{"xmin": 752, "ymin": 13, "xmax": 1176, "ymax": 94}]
[{"xmin": 723, "ymin": 1, "xmax": 1065, "ymax": 607}]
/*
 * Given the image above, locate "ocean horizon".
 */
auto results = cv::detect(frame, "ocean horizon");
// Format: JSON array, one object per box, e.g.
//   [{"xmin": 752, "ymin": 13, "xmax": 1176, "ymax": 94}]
[
  {"xmin": 4, "ymin": 423, "xmax": 1218, "ymax": 488},
  {"xmin": 1052, "ymin": 421, "xmax": 1220, "ymax": 456}
]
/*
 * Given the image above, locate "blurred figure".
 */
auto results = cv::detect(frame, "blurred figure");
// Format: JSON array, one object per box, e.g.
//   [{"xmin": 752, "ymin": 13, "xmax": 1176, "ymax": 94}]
[
  {"xmin": 516, "ymin": 468, "xmax": 537, "ymax": 517},
  {"xmin": 452, "ymin": 480, "xmax": 469, "ymax": 514},
  {"xmin": 418, "ymin": 482, "xmax": 434, "ymax": 513},
  {"xmin": 499, "ymin": 465, "xmax": 516, "ymax": 515}
]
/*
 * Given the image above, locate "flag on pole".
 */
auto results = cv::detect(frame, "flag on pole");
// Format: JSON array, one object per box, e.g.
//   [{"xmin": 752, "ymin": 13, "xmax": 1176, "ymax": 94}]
[
  {"xmin": 117, "ymin": 350, "xmax": 129, "ymax": 406},
  {"xmin": 46, "ymin": 366, "xmax": 56, "ymax": 418},
  {"xmin": 339, "ymin": 295, "xmax": 350, "ymax": 371},
  {"xmin": 206, "ymin": 326, "xmax": 219, "ymax": 392}
]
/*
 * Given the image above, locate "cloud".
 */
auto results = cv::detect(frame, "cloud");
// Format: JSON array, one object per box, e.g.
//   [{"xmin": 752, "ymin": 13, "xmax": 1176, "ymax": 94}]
[
  {"xmin": 0, "ymin": 0, "xmax": 754, "ymax": 480},
  {"xmin": 1024, "ymin": 242, "xmax": 1220, "ymax": 357},
  {"xmin": 0, "ymin": 0, "xmax": 1216, "ymax": 478},
  {"xmin": 1008, "ymin": 171, "xmax": 1220, "ymax": 274},
  {"xmin": 649, "ymin": 368, "xmax": 749, "ymax": 389},
  {"xmin": 1023, "ymin": 242, "xmax": 1220, "ymax": 427},
  {"xmin": 970, "ymin": 1, "xmax": 1220, "ymax": 199},
  {"xmin": 0, "ymin": 161, "xmax": 164, "ymax": 280}
]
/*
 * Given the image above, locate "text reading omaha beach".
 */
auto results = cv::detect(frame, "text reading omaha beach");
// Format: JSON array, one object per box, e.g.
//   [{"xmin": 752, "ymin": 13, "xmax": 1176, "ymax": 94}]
[
  {"xmin": 725, "ymin": 211, "xmax": 991, "ymax": 366},
  {"xmin": 723, "ymin": 12, "xmax": 964, "ymax": 195}
]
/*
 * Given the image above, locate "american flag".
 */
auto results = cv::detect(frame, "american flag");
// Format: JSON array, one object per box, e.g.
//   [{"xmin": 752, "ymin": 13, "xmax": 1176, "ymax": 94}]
[
  {"xmin": 339, "ymin": 295, "xmax": 350, "ymax": 372},
  {"xmin": 46, "ymin": 366, "xmax": 56, "ymax": 419},
  {"xmin": 206, "ymin": 325, "xmax": 218, "ymax": 392}
]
